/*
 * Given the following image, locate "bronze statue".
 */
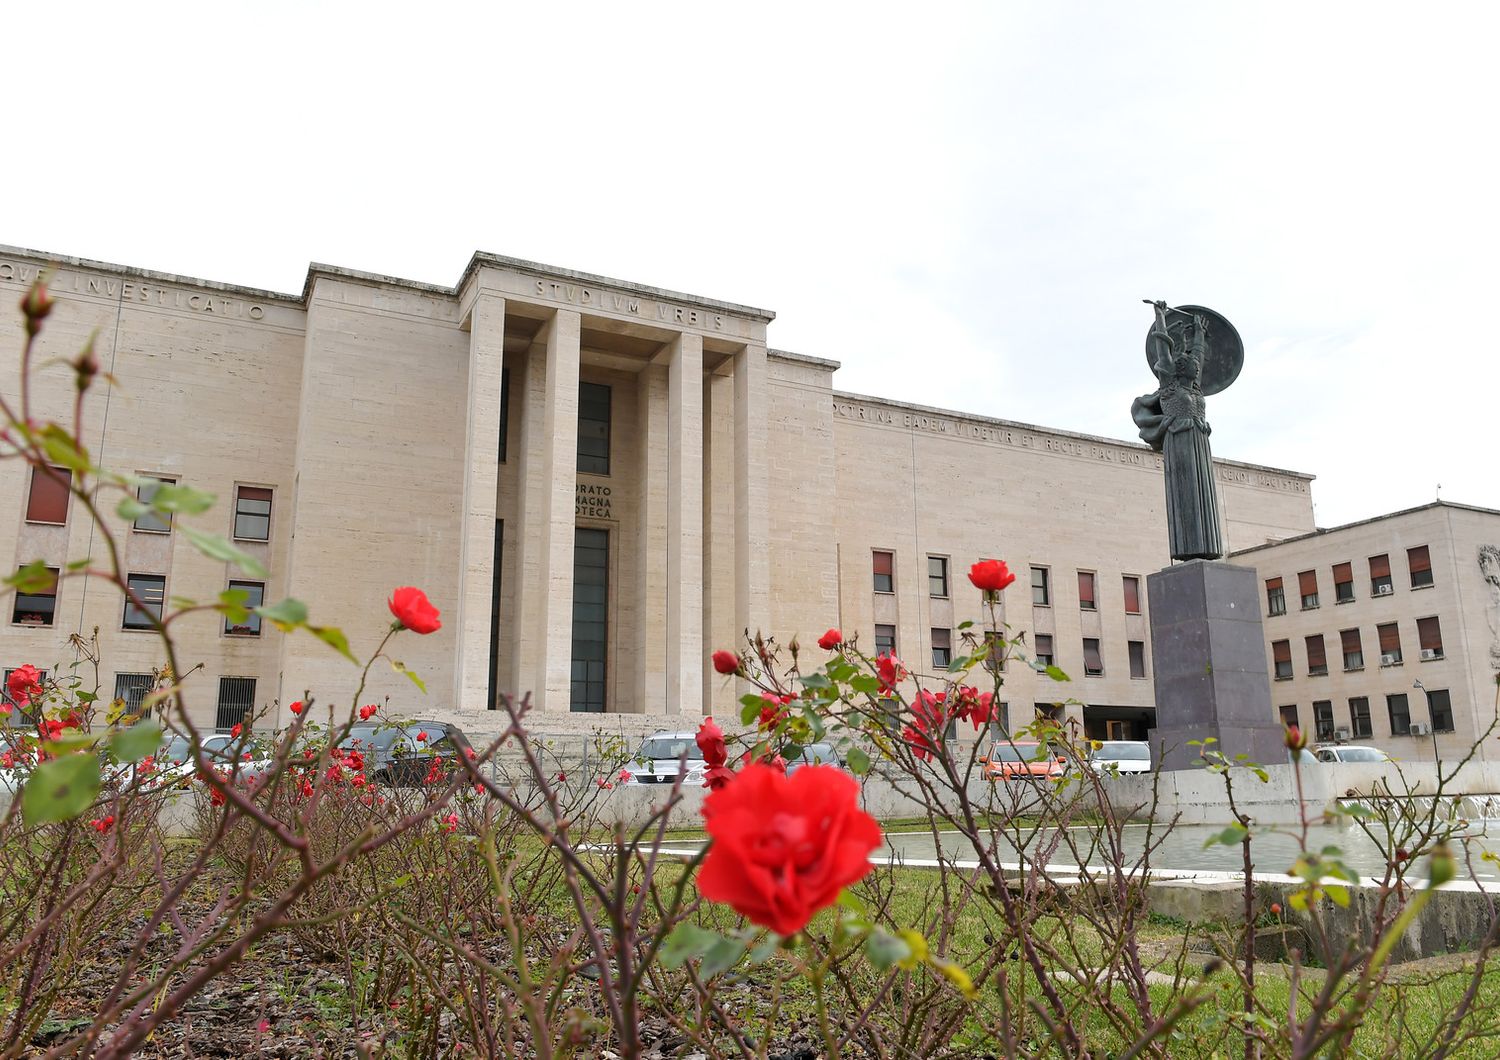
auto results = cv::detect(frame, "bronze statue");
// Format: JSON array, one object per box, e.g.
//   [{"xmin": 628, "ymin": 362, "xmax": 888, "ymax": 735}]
[{"xmin": 1131, "ymin": 300, "xmax": 1243, "ymax": 561}]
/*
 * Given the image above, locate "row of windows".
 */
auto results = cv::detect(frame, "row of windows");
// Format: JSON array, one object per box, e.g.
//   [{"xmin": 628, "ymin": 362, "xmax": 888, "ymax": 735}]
[
  {"xmin": 872, "ymin": 552, "xmax": 1144, "ymax": 614},
  {"xmin": 1280, "ymin": 687, "xmax": 1455, "ymax": 741},
  {"xmin": 13, "ymin": 570, "xmax": 266, "ymax": 635},
  {"xmin": 1270, "ymin": 616, "xmax": 1445, "ymax": 680},
  {"xmin": 2, "ymin": 670, "xmax": 261, "ymax": 734},
  {"xmin": 1265, "ymin": 546, "xmax": 1433, "ymax": 616},
  {"xmin": 24, "ymin": 467, "xmax": 275, "ymax": 542},
  {"xmin": 872, "ymin": 624, "xmax": 1148, "ymax": 679}
]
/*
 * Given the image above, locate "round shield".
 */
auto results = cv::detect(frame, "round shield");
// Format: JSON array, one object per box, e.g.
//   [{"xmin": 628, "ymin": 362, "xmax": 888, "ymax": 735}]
[{"xmin": 1143, "ymin": 304, "xmax": 1244, "ymax": 396}]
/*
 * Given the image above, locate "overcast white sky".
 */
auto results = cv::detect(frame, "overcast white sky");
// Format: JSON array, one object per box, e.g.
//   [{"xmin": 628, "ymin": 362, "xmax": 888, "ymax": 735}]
[{"xmin": 6, "ymin": 2, "xmax": 1495, "ymax": 528}]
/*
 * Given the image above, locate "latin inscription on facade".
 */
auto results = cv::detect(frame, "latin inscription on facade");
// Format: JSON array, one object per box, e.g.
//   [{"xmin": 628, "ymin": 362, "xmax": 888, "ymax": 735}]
[
  {"xmin": 533, "ymin": 280, "xmax": 726, "ymax": 331},
  {"xmin": 0, "ymin": 259, "xmax": 269, "ymax": 321},
  {"xmin": 576, "ymin": 481, "xmax": 613, "ymax": 520}
]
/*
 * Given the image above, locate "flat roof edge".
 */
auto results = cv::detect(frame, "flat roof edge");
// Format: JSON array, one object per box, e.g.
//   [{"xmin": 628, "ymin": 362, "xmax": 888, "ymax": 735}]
[
  {"xmin": 0, "ymin": 243, "xmax": 303, "ymax": 305},
  {"xmin": 1231, "ymin": 500, "xmax": 1500, "ymax": 556}
]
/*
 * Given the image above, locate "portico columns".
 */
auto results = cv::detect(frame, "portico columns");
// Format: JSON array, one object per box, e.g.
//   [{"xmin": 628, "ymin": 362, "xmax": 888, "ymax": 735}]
[
  {"xmin": 536, "ymin": 309, "xmax": 581, "ymax": 709},
  {"xmin": 734, "ymin": 342, "xmax": 771, "ymax": 643},
  {"xmin": 456, "ymin": 293, "xmax": 505, "ymax": 711},
  {"xmin": 666, "ymin": 333, "xmax": 704, "ymax": 714}
]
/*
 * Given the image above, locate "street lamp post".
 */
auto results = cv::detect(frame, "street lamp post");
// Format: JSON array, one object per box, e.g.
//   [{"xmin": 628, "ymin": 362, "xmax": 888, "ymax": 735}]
[{"xmin": 1414, "ymin": 679, "xmax": 1439, "ymax": 770}]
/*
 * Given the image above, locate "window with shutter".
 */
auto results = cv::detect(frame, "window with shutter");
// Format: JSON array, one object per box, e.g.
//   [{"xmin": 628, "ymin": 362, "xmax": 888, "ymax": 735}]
[
  {"xmin": 1377, "ymin": 622, "xmax": 1402, "ymax": 665},
  {"xmin": 1305, "ymin": 635, "xmax": 1328, "ymax": 675},
  {"xmin": 1077, "ymin": 571, "xmax": 1096, "ymax": 610},
  {"xmin": 1340, "ymin": 628, "xmax": 1364, "ymax": 670},
  {"xmin": 25, "ymin": 465, "xmax": 70, "ymax": 525},
  {"xmin": 1082, "ymin": 638, "xmax": 1103, "ymax": 676},
  {"xmin": 1407, "ymin": 546, "xmax": 1433, "ymax": 588},
  {"xmin": 1265, "ymin": 577, "xmax": 1286, "ymax": 616},
  {"xmin": 873, "ymin": 551, "xmax": 894, "ymax": 594},
  {"xmin": 1122, "ymin": 575, "xmax": 1141, "ymax": 614},
  {"xmin": 1298, "ymin": 570, "xmax": 1319, "ymax": 610},
  {"xmin": 1272, "ymin": 640, "xmax": 1292, "ymax": 680},
  {"xmin": 1369, "ymin": 554, "xmax": 1393, "ymax": 595},
  {"xmin": 1333, "ymin": 562, "xmax": 1354, "ymax": 603},
  {"xmin": 1417, "ymin": 616, "xmax": 1443, "ymax": 658}
]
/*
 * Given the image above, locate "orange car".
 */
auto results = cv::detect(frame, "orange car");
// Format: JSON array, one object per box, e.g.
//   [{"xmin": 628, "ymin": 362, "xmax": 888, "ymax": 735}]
[{"xmin": 981, "ymin": 740, "xmax": 1067, "ymax": 782}]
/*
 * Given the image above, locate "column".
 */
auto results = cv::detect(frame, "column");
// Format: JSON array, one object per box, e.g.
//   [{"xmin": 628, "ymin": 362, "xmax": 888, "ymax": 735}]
[
  {"xmin": 456, "ymin": 294, "xmax": 505, "ymax": 712},
  {"xmin": 510, "ymin": 341, "xmax": 547, "ymax": 706},
  {"xmin": 702, "ymin": 368, "xmax": 737, "ymax": 717},
  {"xmin": 634, "ymin": 365, "xmax": 669, "ymax": 713},
  {"xmin": 666, "ymin": 333, "xmax": 704, "ymax": 715},
  {"xmin": 734, "ymin": 342, "xmax": 770, "ymax": 642},
  {"xmin": 536, "ymin": 309, "xmax": 582, "ymax": 711}
]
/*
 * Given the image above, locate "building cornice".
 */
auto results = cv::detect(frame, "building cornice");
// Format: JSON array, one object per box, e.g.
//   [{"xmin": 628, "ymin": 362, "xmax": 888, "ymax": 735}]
[
  {"xmin": 1230, "ymin": 500, "xmax": 1500, "ymax": 558},
  {"xmin": 0, "ymin": 243, "xmax": 303, "ymax": 305}
]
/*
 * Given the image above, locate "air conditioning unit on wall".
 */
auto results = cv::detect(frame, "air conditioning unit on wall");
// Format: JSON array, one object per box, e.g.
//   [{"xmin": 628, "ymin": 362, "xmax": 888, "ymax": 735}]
[
  {"xmin": 1334, "ymin": 727, "xmax": 1352, "ymax": 742},
  {"xmin": 1421, "ymin": 648, "xmax": 1441, "ymax": 661},
  {"xmin": 1376, "ymin": 584, "xmax": 1394, "ymax": 596},
  {"xmin": 1410, "ymin": 722, "xmax": 1431, "ymax": 736},
  {"xmin": 1381, "ymin": 653, "xmax": 1399, "ymax": 667}
]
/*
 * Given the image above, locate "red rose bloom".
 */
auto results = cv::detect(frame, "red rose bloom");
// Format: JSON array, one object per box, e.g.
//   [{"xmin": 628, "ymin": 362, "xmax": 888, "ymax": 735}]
[
  {"xmin": 6, "ymin": 664, "xmax": 41, "ymax": 708},
  {"xmin": 288, "ymin": 700, "xmax": 304, "ymax": 716},
  {"xmin": 389, "ymin": 586, "xmax": 442, "ymax": 634},
  {"xmin": 696, "ymin": 718, "xmax": 728, "ymax": 767},
  {"xmin": 359, "ymin": 703, "xmax": 378, "ymax": 721},
  {"xmin": 969, "ymin": 559, "xmax": 1016, "ymax": 594},
  {"xmin": 875, "ymin": 653, "xmax": 906, "ymax": 692},
  {"xmin": 817, "ymin": 628, "xmax": 843, "ymax": 651},
  {"xmin": 711, "ymin": 650, "xmax": 740, "ymax": 675},
  {"xmin": 698, "ymin": 764, "xmax": 882, "ymax": 936}
]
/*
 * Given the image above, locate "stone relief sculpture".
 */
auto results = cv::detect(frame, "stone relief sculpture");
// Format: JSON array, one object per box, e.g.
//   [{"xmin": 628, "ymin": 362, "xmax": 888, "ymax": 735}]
[
  {"xmin": 1480, "ymin": 545, "xmax": 1500, "ymax": 669},
  {"xmin": 1131, "ymin": 300, "xmax": 1243, "ymax": 562}
]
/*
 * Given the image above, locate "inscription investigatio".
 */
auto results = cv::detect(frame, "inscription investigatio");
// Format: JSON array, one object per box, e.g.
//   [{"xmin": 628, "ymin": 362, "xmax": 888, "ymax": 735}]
[
  {"xmin": 0, "ymin": 259, "xmax": 268, "ymax": 320},
  {"xmin": 832, "ymin": 399, "xmax": 1309, "ymax": 493}
]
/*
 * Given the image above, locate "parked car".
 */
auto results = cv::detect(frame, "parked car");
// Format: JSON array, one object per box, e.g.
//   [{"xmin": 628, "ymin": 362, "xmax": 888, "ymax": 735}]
[
  {"xmin": 337, "ymin": 721, "xmax": 474, "ymax": 786},
  {"xmin": 623, "ymin": 731, "xmax": 706, "ymax": 785},
  {"xmin": 1085, "ymin": 740, "xmax": 1153, "ymax": 774},
  {"xmin": 1314, "ymin": 744, "xmax": 1393, "ymax": 764},
  {"xmin": 981, "ymin": 739, "xmax": 1066, "ymax": 782},
  {"xmin": 152, "ymin": 731, "xmax": 265, "ymax": 787},
  {"xmin": 786, "ymin": 743, "xmax": 843, "ymax": 774}
]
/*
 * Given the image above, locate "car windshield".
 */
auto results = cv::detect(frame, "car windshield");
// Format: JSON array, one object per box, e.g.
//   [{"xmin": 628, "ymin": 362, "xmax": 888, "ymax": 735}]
[
  {"xmin": 339, "ymin": 726, "xmax": 398, "ymax": 750},
  {"xmin": 1093, "ymin": 742, "xmax": 1150, "ymax": 762},
  {"xmin": 637, "ymin": 737, "xmax": 698, "ymax": 761},
  {"xmin": 1338, "ymin": 747, "xmax": 1388, "ymax": 762},
  {"xmin": 988, "ymin": 742, "xmax": 1039, "ymax": 763},
  {"xmin": 795, "ymin": 743, "xmax": 836, "ymax": 764}
]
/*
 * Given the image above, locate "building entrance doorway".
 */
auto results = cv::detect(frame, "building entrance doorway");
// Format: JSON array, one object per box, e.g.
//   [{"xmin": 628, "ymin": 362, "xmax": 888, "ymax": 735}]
[{"xmin": 571, "ymin": 527, "xmax": 608, "ymax": 712}]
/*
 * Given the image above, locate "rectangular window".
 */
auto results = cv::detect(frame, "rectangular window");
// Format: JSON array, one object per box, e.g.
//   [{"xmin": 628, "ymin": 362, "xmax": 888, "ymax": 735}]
[
  {"xmin": 497, "ymin": 366, "xmax": 510, "ymax": 464},
  {"xmin": 1408, "ymin": 545, "xmax": 1434, "ymax": 589},
  {"xmin": 1077, "ymin": 571, "xmax": 1097, "ymax": 610},
  {"xmin": 570, "ymin": 527, "xmax": 608, "ymax": 713},
  {"xmin": 25, "ymin": 465, "xmax": 71, "ymax": 525},
  {"xmin": 1298, "ymin": 570, "xmax": 1319, "ymax": 610},
  {"xmin": 1122, "ymin": 575, "xmax": 1141, "ymax": 614},
  {"xmin": 224, "ymin": 580, "xmax": 265, "ymax": 636},
  {"xmin": 927, "ymin": 556, "xmax": 949, "ymax": 598},
  {"xmin": 1272, "ymin": 639, "xmax": 1292, "ymax": 680},
  {"xmin": 123, "ymin": 573, "xmax": 166, "ymax": 631},
  {"xmin": 1082, "ymin": 638, "xmax": 1103, "ymax": 676},
  {"xmin": 12, "ymin": 566, "xmax": 58, "ymax": 626},
  {"xmin": 215, "ymin": 677, "xmax": 256, "ymax": 732},
  {"xmin": 1265, "ymin": 577, "xmax": 1286, "ymax": 616},
  {"xmin": 1377, "ymin": 622, "xmax": 1403, "ymax": 666},
  {"xmin": 1305, "ymin": 634, "xmax": 1328, "ymax": 676},
  {"xmin": 233, "ymin": 486, "xmax": 273, "ymax": 541},
  {"xmin": 1279, "ymin": 704, "xmax": 1299, "ymax": 730},
  {"xmin": 931, "ymin": 628, "xmax": 952, "ymax": 670},
  {"xmin": 1428, "ymin": 688, "xmax": 1454, "ymax": 732},
  {"xmin": 1417, "ymin": 616, "xmax": 1444, "ymax": 659},
  {"xmin": 873, "ymin": 550, "xmax": 894, "ymax": 594},
  {"xmin": 874, "ymin": 624, "xmax": 896, "ymax": 657},
  {"xmin": 134, "ymin": 476, "xmax": 175, "ymax": 533},
  {"xmin": 1350, "ymin": 697, "xmax": 1373, "ymax": 739},
  {"xmin": 1314, "ymin": 700, "xmax": 1335, "ymax": 741},
  {"xmin": 1340, "ymin": 628, "xmax": 1364, "ymax": 671},
  {"xmin": 1386, "ymin": 693, "xmax": 1411, "ymax": 736},
  {"xmin": 576, "ymin": 381, "xmax": 612, "ymax": 475},
  {"xmin": 114, "ymin": 673, "xmax": 155, "ymax": 718},
  {"xmin": 1034, "ymin": 633, "xmax": 1054, "ymax": 668},
  {"xmin": 1333, "ymin": 562, "xmax": 1354, "ymax": 604},
  {"xmin": 1369, "ymin": 554, "xmax": 1393, "ymax": 595},
  {"xmin": 1031, "ymin": 566, "xmax": 1050, "ymax": 606},
  {"xmin": 1128, "ymin": 640, "xmax": 1146, "ymax": 679}
]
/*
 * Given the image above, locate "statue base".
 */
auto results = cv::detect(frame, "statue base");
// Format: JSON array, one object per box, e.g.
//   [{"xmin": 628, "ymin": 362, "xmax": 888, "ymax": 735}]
[{"xmin": 1146, "ymin": 560, "xmax": 1286, "ymax": 772}]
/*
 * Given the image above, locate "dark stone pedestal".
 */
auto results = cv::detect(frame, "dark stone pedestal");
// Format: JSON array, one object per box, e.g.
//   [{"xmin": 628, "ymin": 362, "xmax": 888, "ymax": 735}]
[{"xmin": 1147, "ymin": 561, "xmax": 1286, "ymax": 772}]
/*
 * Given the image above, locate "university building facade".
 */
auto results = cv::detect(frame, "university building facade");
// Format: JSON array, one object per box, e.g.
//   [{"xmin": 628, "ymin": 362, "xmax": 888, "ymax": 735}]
[{"xmin": 3, "ymin": 243, "xmax": 1415, "ymax": 750}]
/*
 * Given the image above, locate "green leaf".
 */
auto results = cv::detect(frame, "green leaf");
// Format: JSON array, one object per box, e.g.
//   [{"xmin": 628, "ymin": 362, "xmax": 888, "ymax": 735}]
[
  {"xmin": 835, "ymin": 889, "xmax": 871, "ymax": 917},
  {"xmin": 826, "ymin": 660, "xmax": 858, "ymax": 683},
  {"xmin": 748, "ymin": 935, "xmax": 781, "ymax": 966},
  {"xmin": 65, "ymin": 558, "xmax": 89, "ymax": 571},
  {"xmin": 256, "ymin": 597, "xmax": 309, "ymax": 630},
  {"xmin": 1324, "ymin": 884, "xmax": 1351, "ymax": 908},
  {"xmin": 1204, "ymin": 822, "xmax": 1249, "ymax": 848},
  {"xmin": 310, "ymin": 624, "xmax": 358, "ymax": 664},
  {"xmin": 110, "ymin": 722, "xmax": 163, "ymax": 762},
  {"xmin": 1044, "ymin": 664, "xmax": 1071, "ymax": 683},
  {"xmin": 40, "ymin": 426, "xmax": 90, "ymax": 474},
  {"xmin": 740, "ymin": 700, "xmax": 762, "ymax": 726},
  {"xmin": 849, "ymin": 674, "xmax": 884, "ymax": 695},
  {"xmin": 846, "ymin": 746, "xmax": 872, "ymax": 775},
  {"xmin": 699, "ymin": 935, "xmax": 749, "ymax": 979},
  {"xmin": 22, "ymin": 754, "xmax": 101, "ymax": 823},
  {"xmin": 865, "ymin": 928, "xmax": 914, "ymax": 972},
  {"xmin": 150, "ymin": 483, "xmax": 216, "ymax": 515},
  {"xmin": 800, "ymin": 673, "xmax": 832, "ymax": 690},
  {"xmin": 218, "ymin": 588, "xmax": 252, "ymax": 624},
  {"xmin": 116, "ymin": 496, "xmax": 148, "ymax": 521},
  {"xmin": 956, "ymin": 620, "xmax": 974, "ymax": 630},
  {"xmin": 5, "ymin": 560, "xmax": 57, "ymax": 594},
  {"xmin": 392, "ymin": 661, "xmax": 427, "ymax": 694},
  {"xmin": 658, "ymin": 923, "xmax": 722, "ymax": 969},
  {"xmin": 178, "ymin": 524, "xmax": 268, "ymax": 578}
]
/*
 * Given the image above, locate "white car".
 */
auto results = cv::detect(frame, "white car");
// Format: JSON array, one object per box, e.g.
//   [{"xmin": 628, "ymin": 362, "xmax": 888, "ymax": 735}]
[
  {"xmin": 1087, "ymin": 740, "xmax": 1152, "ymax": 774},
  {"xmin": 622, "ymin": 731, "xmax": 707, "ymax": 786},
  {"xmin": 1314, "ymin": 745, "xmax": 1393, "ymax": 764}
]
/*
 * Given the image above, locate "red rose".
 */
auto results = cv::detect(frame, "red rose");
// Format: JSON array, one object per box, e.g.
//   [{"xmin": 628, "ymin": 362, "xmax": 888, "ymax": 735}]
[
  {"xmin": 359, "ymin": 704, "xmax": 378, "ymax": 721},
  {"xmin": 288, "ymin": 700, "xmax": 304, "ymax": 716},
  {"xmin": 817, "ymin": 628, "xmax": 843, "ymax": 651},
  {"xmin": 6, "ymin": 664, "xmax": 41, "ymax": 708},
  {"xmin": 903, "ymin": 722, "xmax": 938, "ymax": 762},
  {"xmin": 703, "ymin": 764, "xmax": 736, "ymax": 791},
  {"xmin": 969, "ymin": 559, "xmax": 1016, "ymax": 594},
  {"xmin": 711, "ymin": 650, "xmax": 741, "ymax": 676},
  {"xmin": 389, "ymin": 586, "xmax": 442, "ymax": 634},
  {"xmin": 696, "ymin": 718, "xmax": 728, "ymax": 767},
  {"xmin": 697, "ymin": 764, "xmax": 882, "ymax": 936},
  {"xmin": 875, "ymin": 653, "xmax": 906, "ymax": 692},
  {"xmin": 1284, "ymin": 724, "xmax": 1307, "ymax": 753}
]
